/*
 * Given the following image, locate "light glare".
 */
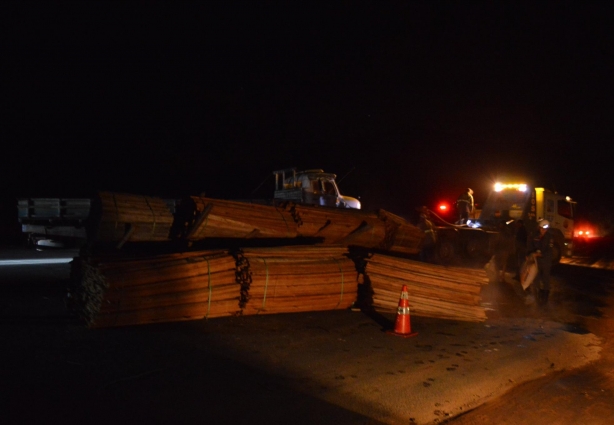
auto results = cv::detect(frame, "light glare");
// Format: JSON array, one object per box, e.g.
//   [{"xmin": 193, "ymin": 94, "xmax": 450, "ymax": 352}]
[
  {"xmin": 494, "ymin": 182, "xmax": 528, "ymax": 192},
  {"xmin": 0, "ymin": 258, "xmax": 74, "ymax": 266}
]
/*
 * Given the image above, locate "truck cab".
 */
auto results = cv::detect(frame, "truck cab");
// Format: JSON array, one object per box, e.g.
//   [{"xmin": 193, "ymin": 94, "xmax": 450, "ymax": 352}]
[
  {"xmin": 272, "ymin": 168, "xmax": 361, "ymax": 209},
  {"xmin": 432, "ymin": 182, "xmax": 576, "ymax": 264},
  {"xmin": 475, "ymin": 183, "xmax": 576, "ymax": 261}
]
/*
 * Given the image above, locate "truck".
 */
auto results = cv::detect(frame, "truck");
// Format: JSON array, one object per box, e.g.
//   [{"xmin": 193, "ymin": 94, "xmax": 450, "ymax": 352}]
[
  {"xmin": 17, "ymin": 168, "xmax": 361, "ymax": 247},
  {"xmin": 17, "ymin": 198, "xmax": 92, "ymax": 248},
  {"xmin": 272, "ymin": 168, "xmax": 361, "ymax": 209},
  {"xmin": 431, "ymin": 182, "xmax": 576, "ymax": 264}
]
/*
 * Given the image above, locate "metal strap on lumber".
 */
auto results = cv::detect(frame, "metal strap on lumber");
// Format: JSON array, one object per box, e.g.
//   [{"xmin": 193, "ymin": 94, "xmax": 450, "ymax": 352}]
[
  {"xmin": 186, "ymin": 201, "xmax": 213, "ymax": 239},
  {"xmin": 205, "ymin": 258, "xmax": 212, "ymax": 319},
  {"xmin": 335, "ymin": 221, "xmax": 374, "ymax": 245},
  {"xmin": 333, "ymin": 258, "xmax": 345, "ymax": 308},
  {"xmin": 112, "ymin": 193, "xmax": 120, "ymax": 230},
  {"xmin": 116, "ymin": 224, "xmax": 134, "ymax": 249},
  {"xmin": 245, "ymin": 229, "xmax": 261, "ymax": 239},
  {"xmin": 315, "ymin": 219, "xmax": 332, "ymax": 234},
  {"xmin": 258, "ymin": 258, "xmax": 270, "ymax": 311},
  {"xmin": 144, "ymin": 196, "xmax": 157, "ymax": 236},
  {"xmin": 274, "ymin": 204, "xmax": 293, "ymax": 237}
]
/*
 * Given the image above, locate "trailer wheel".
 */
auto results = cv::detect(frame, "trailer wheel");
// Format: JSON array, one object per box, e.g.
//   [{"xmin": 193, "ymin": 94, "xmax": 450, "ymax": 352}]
[
  {"xmin": 436, "ymin": 240, "xmax": 456, "ymax": 264},
  {"xmin": 26, "ymin": 234, "xmax": 36, "ymax": 249},
  {"xmin": 465, "ymin": 238, "xmax": 484, "ymax": 259}
]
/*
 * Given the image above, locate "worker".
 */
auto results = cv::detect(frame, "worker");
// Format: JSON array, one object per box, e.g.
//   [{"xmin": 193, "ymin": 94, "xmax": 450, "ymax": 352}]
[
  {"xmin": 456, "ymin": 188, "xmax": 474, "ymax": 224},
  {"xmin": 417, "ymin": 206, "xmax": 437, "ymax": 263},
  {"xmin": 493, "ymin": 221, "xmax": 514, "ymax": 282},
  {"xmin": 513, "ymin": 219, "xmax": 528, "ymax": 280},
  {"xmin": 527, "ymin": 219, "xmax": 554, "ymax": 307}
]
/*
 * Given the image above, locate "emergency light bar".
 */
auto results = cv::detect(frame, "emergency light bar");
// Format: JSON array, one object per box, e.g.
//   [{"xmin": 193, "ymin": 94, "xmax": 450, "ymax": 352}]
[{"xmin": 494, "ymin": 183, "xmax": 528, "ymax": 192}]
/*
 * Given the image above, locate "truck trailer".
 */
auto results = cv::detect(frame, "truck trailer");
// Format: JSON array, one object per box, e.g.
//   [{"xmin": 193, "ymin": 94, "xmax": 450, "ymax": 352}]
[
  {"xmin": 433, "ymin": 182, "xmax": 576, "ymax": 264},
  {"xmin": 17, "ymin": 168, "xmax": 361, "ymax": 247}
]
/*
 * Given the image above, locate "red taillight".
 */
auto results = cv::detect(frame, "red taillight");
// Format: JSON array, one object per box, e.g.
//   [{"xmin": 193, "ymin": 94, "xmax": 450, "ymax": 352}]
[{"xmin": 438, "ymin": 204, "xmax": 447, "ymax": 211}]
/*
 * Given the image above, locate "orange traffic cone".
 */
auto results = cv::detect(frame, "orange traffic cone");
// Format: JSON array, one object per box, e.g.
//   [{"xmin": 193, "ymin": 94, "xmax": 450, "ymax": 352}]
[{"xmin": 386, "ymin": 285, "xmax": 418, "ymax": 338}]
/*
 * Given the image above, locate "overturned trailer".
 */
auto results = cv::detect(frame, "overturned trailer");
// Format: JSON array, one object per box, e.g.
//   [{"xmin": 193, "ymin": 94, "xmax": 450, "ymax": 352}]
[{"xmin": 17, "ymin": 191, "xmax": 424, "ymax": 255}]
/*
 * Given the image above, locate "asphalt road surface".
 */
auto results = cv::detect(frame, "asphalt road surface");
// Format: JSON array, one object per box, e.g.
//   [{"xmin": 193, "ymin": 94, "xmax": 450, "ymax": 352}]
[
  {"xmin": 1, "ymin": 244, "xmax": 612, "ymax": 425},
  {"xmin": 447, "ymin": 253, "xmax": 614, "ymax": 425}
]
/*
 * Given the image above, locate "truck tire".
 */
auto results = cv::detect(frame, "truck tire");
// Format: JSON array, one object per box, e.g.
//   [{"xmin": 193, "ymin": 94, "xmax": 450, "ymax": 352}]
[
  {"xmin": 549, "ymin": 230, "xmax": 565, "ymax": 265},
  {"xmin": 552, "ymin": 242, "xmax": 562, "ymax": 265},
  {"xmin": 436, "ymin": 239, "xmax": 456, "ymax": 264},
  {"xmin": 465, "ymin": 238, "xmax": 484, "ymax": 259}
]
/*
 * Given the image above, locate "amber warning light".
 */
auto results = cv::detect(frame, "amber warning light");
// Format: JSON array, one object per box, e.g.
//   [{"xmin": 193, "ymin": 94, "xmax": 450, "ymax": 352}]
[{"xmin": 494, "ymin": 182, "xmax": 528, "ymax": 192}]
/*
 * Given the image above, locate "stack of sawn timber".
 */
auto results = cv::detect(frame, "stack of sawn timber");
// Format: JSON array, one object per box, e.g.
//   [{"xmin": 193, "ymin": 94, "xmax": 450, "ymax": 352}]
[
  {"xmin": 186, "ymin": 197, "xmax": 297, "ymax": 239},
  {"xmin": 94, "ymin": 191, "xmax": 174, "ymax": 243},
  {"xmin": 364, "ymin": 254, "xmax": 489, "ymax": 322},
  {"xmin": 184, "ymin": 196, "xmax": 424, "ymax": 253},
  {"xmin": 235, "ymin": 245, "xmax": 358, "ymax": 315},
  {"xmin": 69, "ymin": 245, "xmax": 361, "ymax": 328},
  {"xmin": 288, "ymin": 203, "xmax": 385, "ymax": 246},
  {"xmin": 69, "ymin": 250, "xmax": 241, "ymax": 328},
  {"xmin": 376, "ymin": 209, "xmax": 426, "ymax": 254}
]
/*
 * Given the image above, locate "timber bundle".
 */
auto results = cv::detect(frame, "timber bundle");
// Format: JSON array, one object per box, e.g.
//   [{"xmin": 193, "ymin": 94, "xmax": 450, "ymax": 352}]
[
  {"xmin": 183, "ymin": 197, "xmax": 297, "ymax": 240},
  {"xmin": 68, "ymin": 247, "xmax": 492, "ymax": 328},
  {"xmin": 363, "ymin": 254, "xmax": 489, "ymax": 322},
  {"xmin": 86, "ymin": 191, "xmax": 424, "ymax": 254},
  {"xmin": 376, "ymin": 209, "xmax": 426, "ymax": 255},
  {"xmin": 69, "ymin": 250, "xmax": 241, "ymax": 328},
  {"xmin": 69, "ymin": 245, "xmax": 359, "ymax": 328},
  {"xmin": 93, "ymin": 192, "xmax": 174, "ymax": 244},
  {"xmin": 288, "ymin": 203, "xmax": 385, "ymax": 245},
  {"xmin": 177, "ymin": 196, "xmax": 424, "ymax": 253},
  {"xmin": 235, "ymin": 245, "xmax": 358, "ymax": 315}
]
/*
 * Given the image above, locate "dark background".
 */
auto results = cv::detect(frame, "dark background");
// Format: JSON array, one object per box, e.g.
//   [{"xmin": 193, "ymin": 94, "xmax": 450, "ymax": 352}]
[{"xmin": 3, "ymin": 1, "xmax": 614, "ymax": 236}]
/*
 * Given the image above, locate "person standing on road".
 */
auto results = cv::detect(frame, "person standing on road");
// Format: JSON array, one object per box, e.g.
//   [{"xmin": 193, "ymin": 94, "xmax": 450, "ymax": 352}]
[
  {"xmin": 527, "ymin": 219, "xmax": 554, "ymax": 307},
  {"xmin": 456, "ymin": 188, "xmax": 474, "ymax": 225},
  {"xmin": 513, "ymin": 219, "xmax": 528, "ymax": 280},
  {"xmin": 417, "ymin": 206, "xmax": 437, "ymax": 263},
  {"xmin": 494, "ymin": 221, "xmax": 514, "ymax": 282}
]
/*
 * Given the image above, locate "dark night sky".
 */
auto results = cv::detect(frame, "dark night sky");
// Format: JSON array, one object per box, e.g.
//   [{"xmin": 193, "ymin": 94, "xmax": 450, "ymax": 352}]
[{"xmin": 3, "ymin": 1, "xmax": 614, "ymax": 225}]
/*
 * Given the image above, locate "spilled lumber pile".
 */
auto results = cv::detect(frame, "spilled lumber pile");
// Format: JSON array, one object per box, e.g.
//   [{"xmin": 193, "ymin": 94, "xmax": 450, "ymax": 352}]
[
  {"xmin": 284, "ymin": 204, "xmax": 424, "ymax": 253},
  {"xmin": 93, "ymin": 192, "xmax": 174, "ymax": 244},
  {"xmin": 182, "ymin": 197, "xmax": 298, "ymax": 240},
  {"xmin": 69, "ymin": 250, "xmax": 241, "ymax": 328},
  {"xmin": 289, "ymin": 203, "xmax": 386, "ymax": 246},
  {"xmin": 236, "ymin": 245, "xmax": 358, "ymax": 315},
  {"xmin": 86, "ymin": 191, "xmax": 424, "ymax": 256},
  {"xmin": 363, "ymin": 253, "xmax": 489, "ymax": 322},
  {"xmin": 377, "ymin": 209, "xmax": 425, "ymax": 254}
]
